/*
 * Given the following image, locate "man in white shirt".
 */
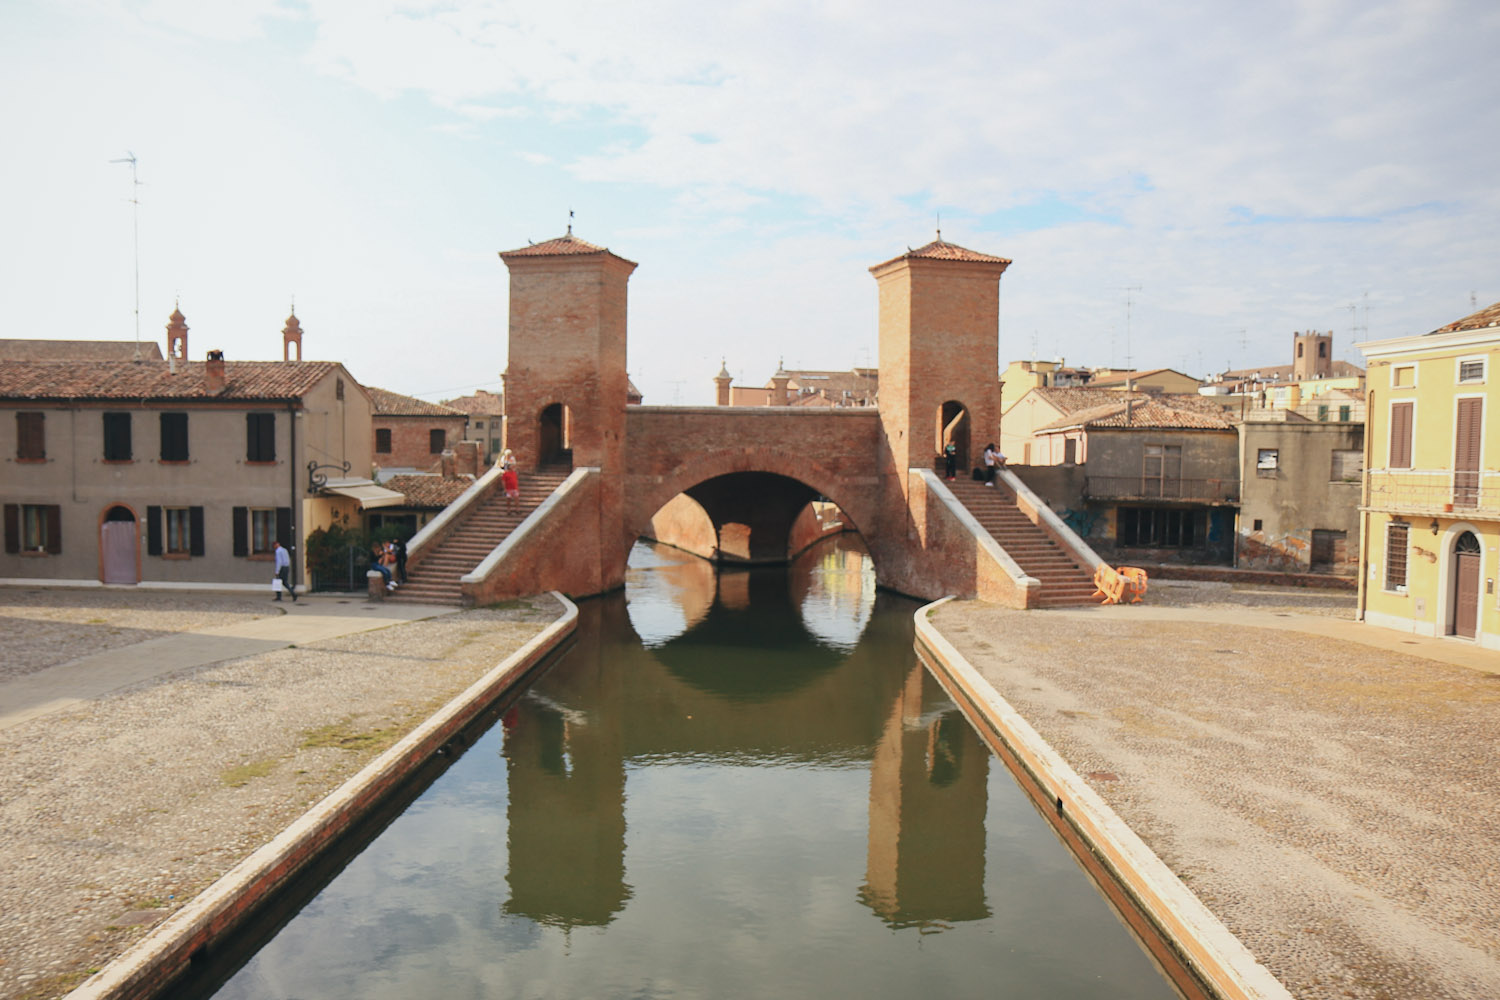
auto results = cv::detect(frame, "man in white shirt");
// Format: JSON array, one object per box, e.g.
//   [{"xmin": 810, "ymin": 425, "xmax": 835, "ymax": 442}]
[{"xmin": 273, "ymin": 541, "xmax": 297, "ymax": 603}]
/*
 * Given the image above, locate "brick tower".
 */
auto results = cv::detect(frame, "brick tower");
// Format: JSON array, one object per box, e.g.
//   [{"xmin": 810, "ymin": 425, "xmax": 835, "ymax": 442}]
[
  {"xmin": 499, "ymin": 230, "xmax": 637, "ymax": 473},
  {"xmin": 871, "ymin": 235, "xmax": 1012, "ymax": 487},
  {"xmin": 1292, "ymin": 330, "xmax": 1333, "ymax": 381}
]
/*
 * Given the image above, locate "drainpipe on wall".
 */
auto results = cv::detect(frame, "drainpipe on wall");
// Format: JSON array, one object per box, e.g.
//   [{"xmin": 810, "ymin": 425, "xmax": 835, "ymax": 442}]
[
  {"xmin": 289, "ymin": 400, "xmax": 299, "ymax": 595},
  {"xmin": 1356, "ymin": 387, "xmax": 1374, "ymax": 621}
]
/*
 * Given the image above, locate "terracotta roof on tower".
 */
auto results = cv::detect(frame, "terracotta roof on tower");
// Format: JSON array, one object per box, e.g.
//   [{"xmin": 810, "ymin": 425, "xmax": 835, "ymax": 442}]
[
  {"xmin": 1432, "ymin": 300, "xmax": 1500, "ymax": 334},
  {"xmin": 871, "ymin": 238, "xmax": 1012, "ymax": 271},
  {"xmin": 499, "ymin": 232, "xmax": 636, "ymax": 267}
]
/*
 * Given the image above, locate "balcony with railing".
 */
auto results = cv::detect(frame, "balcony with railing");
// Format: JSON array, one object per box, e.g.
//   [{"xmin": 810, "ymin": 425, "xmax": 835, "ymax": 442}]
[
  {"xmin": 1364, "ymin": 470, "xmax": 1500, "ymax": 517},
  {"xmin": 1084, "ymin": 476, "xmax": 1240, "ymax": 503}
]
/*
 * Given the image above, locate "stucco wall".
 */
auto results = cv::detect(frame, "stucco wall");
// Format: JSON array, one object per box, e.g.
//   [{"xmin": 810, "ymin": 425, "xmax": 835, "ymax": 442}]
[{"xmin": 1238, "ymin": 421, "xmax": 1363, "ymax": 572}]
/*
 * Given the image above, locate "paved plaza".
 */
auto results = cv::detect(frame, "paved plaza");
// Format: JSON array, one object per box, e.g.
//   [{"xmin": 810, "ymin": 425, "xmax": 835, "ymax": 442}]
[{"xmin": 933, "ymin": 581, "xmax": 1500, "ymax": 1000}]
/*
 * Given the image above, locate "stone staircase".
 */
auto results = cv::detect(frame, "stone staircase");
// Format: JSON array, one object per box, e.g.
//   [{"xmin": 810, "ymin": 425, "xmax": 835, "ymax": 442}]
[
  {"xmin": 944, "ymin": 477, "xmax": 1102, "ymax": 608},
  {"xmin": 389, "ymin": 468, "xmax": 569, "ymax": 605}
]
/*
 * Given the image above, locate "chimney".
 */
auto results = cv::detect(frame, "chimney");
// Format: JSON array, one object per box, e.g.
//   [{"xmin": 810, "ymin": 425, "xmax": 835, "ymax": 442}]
[
  {"xmin": 440, "ymin": 449, "xmax": 457, "ymax": 478},
  {"xmin": 205, "ymin": 350, "xmax": 226, "ymax": 395}
]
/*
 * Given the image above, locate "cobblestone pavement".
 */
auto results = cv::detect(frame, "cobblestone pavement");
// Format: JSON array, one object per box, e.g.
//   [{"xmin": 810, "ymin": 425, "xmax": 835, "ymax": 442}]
[
  {"xmin": 931, "ymin": 580, "xmax": 1500, "ymax": 1000},
  {"xmin": 0, "ymin": 588, "xmax": 560, "ymax": 1000}
]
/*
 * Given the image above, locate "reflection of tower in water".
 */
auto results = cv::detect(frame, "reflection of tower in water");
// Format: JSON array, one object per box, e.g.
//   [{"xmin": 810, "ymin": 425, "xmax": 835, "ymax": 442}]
[
  {"xmin": 860, "ymin": 663, "xmax": 990, "ymax": 929},
  {"xmin": 502, "ymin": 617, "xmax": 632, "ymax": 929}
]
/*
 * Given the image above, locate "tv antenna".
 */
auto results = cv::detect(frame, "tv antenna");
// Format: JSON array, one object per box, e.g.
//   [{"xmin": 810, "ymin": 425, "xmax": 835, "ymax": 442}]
[
  {"xmin": 109, "ymin": 152, "xmax": 143, "ymax": 356},
  {"xmin": 1120, "ymin": 285, "xmax": 1142, "ymax": 369}
]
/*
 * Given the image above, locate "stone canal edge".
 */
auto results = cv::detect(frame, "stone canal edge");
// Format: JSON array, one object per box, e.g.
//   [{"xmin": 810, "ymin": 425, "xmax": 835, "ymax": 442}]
[
  {"xmin": 914, "ymin": 597, "xmax": 1292, "ymax": 1000},
  {"xmin": 66, "ymin": 593, "xmax": 580, "ymax": 1000}
]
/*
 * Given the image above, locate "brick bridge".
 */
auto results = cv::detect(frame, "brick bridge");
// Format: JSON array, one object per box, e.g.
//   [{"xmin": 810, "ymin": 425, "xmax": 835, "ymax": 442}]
[{"xmin": 402, "ymin": 231, "xmax": 1103, "ymax": 609}]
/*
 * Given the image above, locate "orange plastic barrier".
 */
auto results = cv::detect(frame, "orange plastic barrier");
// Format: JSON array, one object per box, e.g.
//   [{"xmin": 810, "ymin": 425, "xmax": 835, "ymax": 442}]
[
  {"xmin": 1091, "ymin": 563, "xmax": 1125, "ymax": 604},
  {"xmin": 1117, "ymin": 566, "xmax": 1148, "ymax": 604}
]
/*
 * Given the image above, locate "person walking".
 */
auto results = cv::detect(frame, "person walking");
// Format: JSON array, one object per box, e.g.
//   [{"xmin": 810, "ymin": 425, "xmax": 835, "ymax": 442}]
[
  {"xmin": 982, "ymin": 443, "xmax": 1002, "ymax": 486},
  {"xmin": 501, "ymin": 461, "xmax": 521, "ymax": 515},
  {"xmin": 272, "ymin": 541, "xmax": 297, "ymax": 602}
]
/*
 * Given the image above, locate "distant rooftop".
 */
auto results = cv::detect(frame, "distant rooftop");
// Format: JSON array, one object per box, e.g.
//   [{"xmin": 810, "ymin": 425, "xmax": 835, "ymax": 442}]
[{"xmin": 0, "ymin": 339, "xmax": 163, "ymax": 362}]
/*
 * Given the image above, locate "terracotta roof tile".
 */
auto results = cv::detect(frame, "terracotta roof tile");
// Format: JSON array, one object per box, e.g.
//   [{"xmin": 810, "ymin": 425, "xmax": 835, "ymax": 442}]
[
  {"xmin": 368, "ymin": 386, "xmax": 466, "ymax": 417},
  {"xmin": 1036, "ymin": 394, "xmax": 1237, "ymax": 432},
  {"xmin": 384, "ymin": 474, "xmax": 474, "ymax": 509},
  {"xmin": 0, "ymin": 359, "xmax": 341, "ymax": 402},
  {"xmin": 1432, "ymin": 300, "xmax": 1500, "ymax": 334},
  {"xmin": 0, "ymin": 339, "xmax": 164, "ymax": 362},
  {"xmin": 871, "ymin": 238, "xmax": 1012, "ymax": 271},
  {"xmin": 441, "ymin": 389, "xmax": 506, "ymax": 416},
  {"xmin": 499, "ymin": 232, "xmax": 637, "ymax": 266}
]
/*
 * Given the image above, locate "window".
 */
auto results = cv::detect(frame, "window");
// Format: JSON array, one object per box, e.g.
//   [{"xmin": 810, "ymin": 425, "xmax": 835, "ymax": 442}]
[
  {"xmin": 103, "ymin": 412, "xmax": 132, "ymax": 461},
  {"xmin": 160, "ymin": 412, "xmax": 189, "ymax": 462},
  {"xmin": 1117, "ymin": 507, "xmax": 1199, "ymax": 548},
  {"xmin": 375, "ymin": 428, "xmax": 392, "ymax": 454},
  {"xmin": 1384, "ymin": 521, "xmax": 1408, "ymax": 592},
  {"xmin": 336, "ymin": 378, "xmax": 345, "ymax": 400},
  {"xmin": 1389, "ymin": 402, "xmax": 1413, "ymax": 468},
  {"xmin": 246, "ymin": 413, "xmax": 276, "ymax": 462},
  {"xmin": 474, "ymin": 420, "xmax": 485, "ymax": 430},
  {"xmin": 146, "ymin": 505, "xmax": 204, "ymax": 556},
  {"xmin": 4, "ymin": 503, "xmax": 61, "ymax": 554},
  {"xmin": 1142, "ymin": 444, "xmax": 1182, "ymax": 496},
  {"xmin": 1317, "ymin": 405, "xmax": 1329, "ymax": 422},
  {"xmin": 1458, "ymin": 358, "xmax": 1486, "ymax": 383},
  {"xmin": 232, "ymin": 505, "xmax": 289, "ymax": 557},
  {"xmin": 16, "ymin": 412, "xmax": 44, "ymax": 460},
  {"xmin": 251, "ymin": 508, "xmax": 277, "ymax": 554},
  {"xmin": 1318, "ymin": 342, "xmax": 1327, "ymax": 358},
  {"xmin": 1252, "ymin": 519, "xmax": 1263, "ymax": 531},
  {"xmin": 1338, "ymin": 405, "xmax": 1351, "ymax": 422},
  {"xmin": 1392, "ymin": 365, "xmax": 1415, "ymax": 388},
  {"xmin": 1256, "ymin": 448, "xmax": 1279, "ymax": 478},
  {"xmin": 429, "ymin": 428, "xmax": 446, "ymax": 454},
  {"xmin": 1331, "ymin": 450, "xmax": 1364, "ymax": 482}
]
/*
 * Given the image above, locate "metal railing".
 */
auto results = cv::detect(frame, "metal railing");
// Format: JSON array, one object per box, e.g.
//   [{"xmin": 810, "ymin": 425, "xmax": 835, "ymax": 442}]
[
  {"xmin": 1084, "ymin": 476, "xmax": 1239, "ymax": 503},
  {"xmin": 1364, "ymin": 470, "xmax": 1500, "ymax": 516}
]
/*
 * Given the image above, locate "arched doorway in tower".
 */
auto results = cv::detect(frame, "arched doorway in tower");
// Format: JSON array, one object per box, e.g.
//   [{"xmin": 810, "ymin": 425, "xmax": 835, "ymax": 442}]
[
  {"xmin": 100, "ymin": 505, "xmax": 139, "ymax": 584},
  {"xmin": 936, "ymin": 400, "xmax": 970, "ymax": 477},
  {"xmin": 538, "ymin": 403, "xmax": 573, "ymax": 469},
  {"xmin": 1450, "ymin": 531, "xmax": 1481, "ymax": 639}
]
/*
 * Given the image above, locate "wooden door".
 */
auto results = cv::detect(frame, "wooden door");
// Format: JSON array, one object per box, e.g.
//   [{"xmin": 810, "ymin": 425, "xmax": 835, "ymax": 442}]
[
  {"xmin": 1452, "ymin": 533, "xmax": 1481, "ymax": 639},
  {"xmin": 101, "ymin": 519, "xmax": 138, "ymax": 584},
  {"xmin": 1454, "ymin": 398, "xmax": 1482, "ymax": 507}
]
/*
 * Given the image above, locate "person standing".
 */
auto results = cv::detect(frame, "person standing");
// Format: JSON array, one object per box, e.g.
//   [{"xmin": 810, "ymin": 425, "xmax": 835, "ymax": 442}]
[
  {"xmin": 273, "ymin": 541, "xmax": 297, "ymax": 602},
  {"xmin": 393, "ymin": 536, "xmax": 408, "ymax": 584},
  {"xmin": 943, "ymin": 440, "xmax": 958, "ymax": 481},
  {"xmin": 982, "ymin": 443, "xmax": 1000, "ymax": 486},
  {"xmin": 501, "ymin": 461, "xmax": 521, "ymax": 514}
]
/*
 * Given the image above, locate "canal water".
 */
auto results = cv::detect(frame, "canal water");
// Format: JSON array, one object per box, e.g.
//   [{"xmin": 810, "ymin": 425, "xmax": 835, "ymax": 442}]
[{"xmin": 208, "ymin": 536, "xmax": 1177, "ymax": 999}]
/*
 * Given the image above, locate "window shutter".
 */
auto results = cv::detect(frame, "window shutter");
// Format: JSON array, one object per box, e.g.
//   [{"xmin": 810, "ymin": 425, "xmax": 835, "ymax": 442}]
[
  {"xmin": 45, "ymin": 505, "xmax": 61, "ymax": 554},
  {"xmin": 146, "ymin": 506, "xmax": 162, "ymax": 556},
  {"xmin": 276, "ymin": 507, "xmax": 293, "ymax": 549},
  {"xmin": 232, "ymin": 506, "xmax": 248, "ymax": 557},
  {"xmin": 189, "ymin": 506, "xmax": 205, "ymax": 556},
  {"xmin": 1389, "ymin": 403, "xmax": 1413, "ymax": 468},
  {"xmin": 3, "ymin": 505, "xmax": 17, "ymax": 554}
]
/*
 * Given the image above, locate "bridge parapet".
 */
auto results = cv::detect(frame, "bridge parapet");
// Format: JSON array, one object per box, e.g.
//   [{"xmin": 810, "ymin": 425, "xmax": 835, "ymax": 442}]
[
  {"xmin": 461, "ymin": 468, "xmax": 605, "ymax": 604},
  {"xmin": 404, "ymin": 464, "xmax": 504, "ymax": 574}
]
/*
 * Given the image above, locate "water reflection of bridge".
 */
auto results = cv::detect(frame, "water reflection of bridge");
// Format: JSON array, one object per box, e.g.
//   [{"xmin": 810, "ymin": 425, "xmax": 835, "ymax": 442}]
[{"xmin": 501, "ymin": 541, "xmax": 989, "ymax": 931}]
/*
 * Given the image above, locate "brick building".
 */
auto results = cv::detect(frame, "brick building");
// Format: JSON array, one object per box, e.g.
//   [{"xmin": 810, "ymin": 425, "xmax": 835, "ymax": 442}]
[
  {"xmin": 369, "ymin": 387, "xmax": 469, "ymax": 476},
  {"xmin": 440, "ymin": 389, "xmax": 506, "ymax": 464}
]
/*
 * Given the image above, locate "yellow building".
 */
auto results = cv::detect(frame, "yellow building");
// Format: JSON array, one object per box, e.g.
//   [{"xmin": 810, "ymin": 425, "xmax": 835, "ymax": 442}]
[{"xmin": 1357, "ymin": 300, "xmax": 1500, "ymax": 647}]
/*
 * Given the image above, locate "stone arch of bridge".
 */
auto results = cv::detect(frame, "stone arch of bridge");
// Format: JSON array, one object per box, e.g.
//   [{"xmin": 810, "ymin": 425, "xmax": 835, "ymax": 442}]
[{"xmin": 623, "ymin": 447, "xmax": 882, "ymax": 567}]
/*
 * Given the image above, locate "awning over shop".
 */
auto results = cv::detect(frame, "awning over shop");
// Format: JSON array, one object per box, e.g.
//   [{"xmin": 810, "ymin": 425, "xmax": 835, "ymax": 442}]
[{"xmin": 320, "ymin": 478, "xmax": 407, "ymax": 510}]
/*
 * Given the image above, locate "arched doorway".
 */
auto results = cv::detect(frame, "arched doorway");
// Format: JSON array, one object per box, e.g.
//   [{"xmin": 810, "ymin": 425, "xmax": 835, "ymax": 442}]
[
  {"xmin": 538, "ymin": 403, "xmax": 572, "ymax": 469},
  {"xmin": 1450, "ymin": 531, "xmax": 1481, "ymax": 639},
  {"xmin": 936, "ymin": 400, "xmax": 969, "ymax": 477},
  {"xmin": 100, "ymin": 505, "xmax": 139, "ymax": 584}
]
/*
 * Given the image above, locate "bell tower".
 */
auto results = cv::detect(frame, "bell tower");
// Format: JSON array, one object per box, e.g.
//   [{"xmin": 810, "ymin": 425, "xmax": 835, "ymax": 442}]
[
  {"xmin": 871, "ymin": 235, "xmax": 1011, "ymax": 487},
  {"xmin": 499, "ymin": 230, "xmax": 637, "ymax": 473}
]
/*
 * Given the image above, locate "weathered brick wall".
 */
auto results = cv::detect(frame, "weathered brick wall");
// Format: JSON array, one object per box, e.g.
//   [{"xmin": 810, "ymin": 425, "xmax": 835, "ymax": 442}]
[
  {"xmin": 374, "ymin": 415, "xmax": 467, "ymax": 472},
  {"xmin": 645, "ymin": 492, "xmax": 718, "ymax": 559},
  {"xmin": 463, "ymin": 472, "xmax": 608, "ymax": 604}
]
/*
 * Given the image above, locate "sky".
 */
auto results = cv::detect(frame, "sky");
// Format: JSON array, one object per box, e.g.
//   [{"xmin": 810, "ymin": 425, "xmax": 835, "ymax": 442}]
[{"xmin": 2, "ymin": 0, "xmax": 1497, "ymax": 406}]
